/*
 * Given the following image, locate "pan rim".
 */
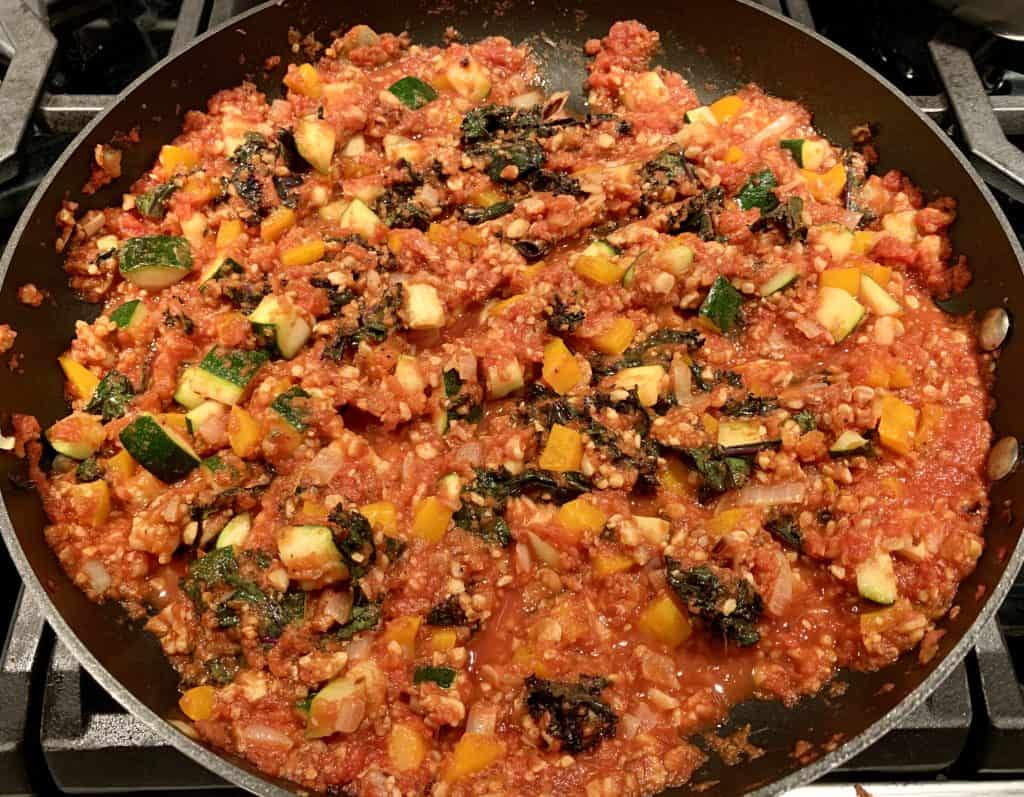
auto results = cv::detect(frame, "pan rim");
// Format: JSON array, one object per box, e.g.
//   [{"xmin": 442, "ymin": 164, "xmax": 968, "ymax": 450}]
[{"xmin": 0, "ymin": 1, "xmax": 1022, "ymax": 795}]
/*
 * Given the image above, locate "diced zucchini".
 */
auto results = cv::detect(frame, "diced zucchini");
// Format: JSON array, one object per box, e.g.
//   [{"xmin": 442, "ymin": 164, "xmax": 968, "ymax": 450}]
[
  {"xmin": 717, "ymin": 418, "xmax": 765, "ymax": 451},
  {"xmin": 815, "ymin": 286, "xmax": 865, "ymax": 343},
  {"xmin": 119, "ymin": 413, "xmax": 201, "ymax": 482},
  {"xmin": 829, "ymin": 430, "xmax": 870, "ymax": 457},
  {"xmin": 382, "ymin": 134, "xmax": 425, "ymax": 164},
  {"xmin": 271, "ymin": 387, "xmax": 310, "ymax": 431},
  {"xmin": 277, "ymin": 524, "xmax": 344, "ymax": 575},
  {"xmin": 656, "ymin": 242, "xmax": 694, "ymax": 277},
  {"xmin": 191, "ymin": 348, "xmax": 268, "ymax": 405},
  {"xmin": 881, "ymin": 210, "xmax": 917, "ymax": 244},
  {"xmin": 684, "ymin": 106, "xmax": 718, "ymax": 125},
  {"xmin": 817, "ymin": 224, "xmax": 854, "ymax": 262},
  {"xmin": 199, "ymin": 255, "xmax": 243, "ymax": 286},
  {"xmin": 780, "ymin": 138, "xmax": 828, "ymax": 171},
  {"xmin": 403, "ymin": 283, "xmax": 446, "ymax": 330},
  {"xmin": 394, "ymin": 355, "xmax": 425, "ymax": 394},
  {"xmin": 185, "ymin": 400, "xmax": 225, "ymax": 437},
  {"xmin": 388, "ymin": 76, "xmax": 438, "ymax": 109},
  {"xmin": 437, "ymin": 472, "xmax": 462, "ymax": 504},
  {"xmin": 759, "ymin": 266, "xmax": 799, "ymax": 297},
  {"xmin": 249, "ymin": 295, "xmax": 312, "ymax": 359},
  {"xmin": 859, "ymin": 274, "xmax": 902, "ymax": 317},
  {"xmin": 445, "ymin": 57, "xmax": 491, "ymax": 101},
  {"xmin": 119, "ymin": 236, "xmax": 193, "ymax": 290},
  {"xmin": 109, "ymin": 299, "xmax": 147, "ymax": 330},
  {"xmin": 434, "ymin": 404, "xmax": 450, "ymax": 435},
  {"xmin": 338, "ymin": 198, "xmax": 384, "ymax": 239},
  {"xmin": 174, "ymin": 367, "xmax": 204, "ymax": 410},
  {"xmin": 306, "ymin": 676, "xmax": 360, "ymax": 738},
  {"xmin": 216, "ymin": 513, "xmax": 251, "ymax": 549},
  {"xmin": 294, "ymin": 118, "xmax": 336, "ymax": 174},
  {"xmin": 485, "ymin": 359, "xmax": 524, "ymax": 398},
  {"xmin": 699, "ymin": 275, "xmax": 743, "ymax": 332},
  {"xmin": 612, "ymin": 365, "xmax": 665, "ymax": 407},
  {"xmin": 47, "ymin": 413, "xmax": 105, "ymax": 460},
  {"xmin": 583, "ymin": 239, "xmax": 620, "ymax": 259},
  {"xmin": 856, "ymin": 552, "xmax": 898, "ymax": 605}
]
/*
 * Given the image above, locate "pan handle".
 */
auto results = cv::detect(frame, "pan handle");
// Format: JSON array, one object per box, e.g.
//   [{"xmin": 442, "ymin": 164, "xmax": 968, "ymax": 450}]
[
  {"xmin": 929, "ymin": 26, "xmax": 1024, "ymax": 204},
  {"xmin": 0, "ymin": 588, "xmax": 46, "ymax": 795}
]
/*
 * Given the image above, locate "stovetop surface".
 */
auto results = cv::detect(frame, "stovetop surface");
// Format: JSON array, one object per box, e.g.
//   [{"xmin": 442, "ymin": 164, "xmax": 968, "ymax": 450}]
[{"xmin": 1, "ymin": 0, "xmax": 1024, "ymax": 795}]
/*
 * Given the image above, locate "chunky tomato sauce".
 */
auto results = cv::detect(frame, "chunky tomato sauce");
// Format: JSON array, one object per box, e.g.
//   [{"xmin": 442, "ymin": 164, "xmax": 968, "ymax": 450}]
[{"xmin": 22, "ymin": 19, "xmax": 994, "ymax": 797}]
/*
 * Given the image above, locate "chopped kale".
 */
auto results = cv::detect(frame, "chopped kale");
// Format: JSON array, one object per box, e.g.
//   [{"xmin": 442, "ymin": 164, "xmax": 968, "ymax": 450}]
[
  {"xmin": 75, "ymin": 456, "xmax": 102, "ymax": 483},
  {"xmin": 484, "ymin": 139, "xmax": 546, "ymax": 183},
  {"xmin": 328, "ymin": 506, "xmax": 376, "ymax": 578},
  {"xmin": 443, "ymin": 369, "xmax": 463, "ymax": 398},
  {"xmin": 270, "ymin": 387, "xmax": 311, "ymax": 431},
  {"xmin": 750, "ymin": 196, "xmax": 806, "ymax": 242},
  {"xmin": 792, "ymin": 409, "xmax": 816, "ymax": 433},
  {"xmin": 273, "ymin": 174, "xmax": 305, "ymax": 208},
  {"xmin": 84, "ymin": 370, "xmax": 134, "ymax": 422},
  {"xmin": 274, "ymin": 128, "xmax": 309, "ymax": 173},
  {"xmin": 413, "ymin": 665, "xmax": 457, "ymax": 688},
  {"xmin": 720, "ymin": 394, "xmax": 779, "ymax": 417},
  {"xmin": 591, "ymin": 328, "xmax": 703, "ymax": 378},
  {"xmin": 181, "ymin": 546, "xmax": 240, "ymax": 611},
  {"xmin": 525, "ymin": 675, "xmax": 617, "ymax": 754},
  {"xmin": 442, "ymin": 368, "xmax": 483, "ymax": 430},
  {"xmin": 665, "ymin": 559, "xmax": 763, "ymax": 646},
  {"xmin": 765, "ymin": 512, "xmax": 802, "ymax": 550},
  {"xmin": 229, "ymin": 132, "xmax": 274, "ymax": 216},
  {"xmin": 322, "ymin": 285, "xmax": 404, "ymax": 361},
  {"xmin": 513, "ymin": 240, "xmax": 549, "ymax": 263},
  {"xmin": 698, "ymin": 275, "xmax": 743, "ymax": 333},
  {"xmin": 666, "ymin": 186, "xmax": 724, "ymax": 240},
  {"xmin": 546, "ymin": 295, "xmax": 585, "ymax": 335},
  {"xmin": 426, "ymin": 595, "xmax": 468, "ymax": 626},
  {"xmin": 640, "ymin": 149, "xmax": 694, "ymax": 207},
  {"xmin": 309, "ymin": 277, "xmax": 356, "ymax": 317},
  {"xmin": 528, "ymin": 169, "xmax": 585, "ymax": 197},
  {"xmin": 135, "ymin": 182, "xmax": 177, "ymax": 219},
  {"xmin": 461, "ymin": 201, "xmax": 515, "ymax": 224},
  {"xmin": 375, "ymin": 191, "xmax": 430, "ymax": 230},
  {"xmin": 682, "ymin": 446, "xmax": 751, "ymax": 497},
  {"xmin": 736, "ymin": 168, "xmax": 779, "ymax": 212},
  {"xmin": 384, "ymin": 536, "xmax": 406, "ymax": 562},
  {"xmin": 460, "ymin": 104, "xmax": 542, "ymax": 146},
  {"xmin": 205, "ymin": 656, "xmax": 240, "ymax": 685},
  {"xmin": 163, "ymin": 309, "xmax": 195, "ymax": 335}
]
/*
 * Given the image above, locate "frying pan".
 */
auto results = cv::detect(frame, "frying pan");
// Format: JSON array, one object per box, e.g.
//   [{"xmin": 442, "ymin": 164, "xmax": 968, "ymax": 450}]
[{"xmin": 1, "ymin": 0, "xmax": 1022, "ymax": 794}]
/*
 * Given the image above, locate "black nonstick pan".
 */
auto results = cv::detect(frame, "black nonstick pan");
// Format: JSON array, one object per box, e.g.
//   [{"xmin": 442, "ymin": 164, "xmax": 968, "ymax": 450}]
[{"xmin": 1, "ymin": 1, "xmax": 1023, "ymax": 795}]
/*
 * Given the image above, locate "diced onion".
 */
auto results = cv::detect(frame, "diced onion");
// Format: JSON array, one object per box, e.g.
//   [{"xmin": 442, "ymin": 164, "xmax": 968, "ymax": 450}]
[
  {"xmin": 308, "ymin": 444, "xmax": 345, "ymax": 485},
  {"xmin": 466, "ymin": 702, "xmax": 498, "ymax": 735},
  {"xmin": 0, "ymin": 434, "xmax": 14, "ymax": 451},
  {"xmin": 515, "ymin": 542, "xmax": 532, "ymax": 573},
  {"xmin": 749, "ymin": 113, "xmax": 795, "ymax": 145},
  {"xmin": 733, "ymin": 481, "xmax": 807, "ymax": 507},
  {"xmin": 510, "ymin": 90, "xmax": 544, "ymax": 109},
  {"xmin": 671, "ymin": 357, "xmax": 694, "ymax": 406},
  {"xmin": 794, "ymin": 317, "xmax": 822, "ymax": 339},
  {"xmin": 527, "ymin": 532, "xmax": 560, "ymax": 569},
  {"xmin": 324, "ymin": 590, "xmax": 354, "ymax": 626},
  {"xmin": 82, "ymin": 559, "xmax": 111, "ymax": 593},
  {"xmin": 347, "ymin": 635, "xmax": 372, "ymax": 662},
  {"xmin": 236, "ymin": 722, "xmax": 295, "ymax": 751},
  {"xmin": 764, "ymin": 554, "xmax": 795, "ymax": 617}
]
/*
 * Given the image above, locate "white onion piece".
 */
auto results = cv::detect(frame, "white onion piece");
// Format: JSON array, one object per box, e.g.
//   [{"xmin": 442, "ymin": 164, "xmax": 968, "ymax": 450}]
[
  {"xmin": 527, "ymin": 532, "xmax": 560, "ymax": 569},
  {"xmin": 335, "ymin": 695, "xmax": 367, "ymax": 734},
  {"xmin": 0, "ymin": 434, "xmax": 14, "ymax": 451},
  {"xmin": 324, "ymin": 590, "xmax": 354, "ymax": 626},
  {"xmin": 455, "ymin": 442, "xmax": 482, "ymax": 465},
  {"xmin": 466, "ymin": 702, "xmax": 498, "ymax": 735},
  {"xmin": 749, "ymin": 113, "xmax": 795, "ymax": 145},
  {"xmin": 308, "ymin": 444, "xmax": 345, "ymax": 485},
  {"xmin": 515, "ymin": 542, "xmax": 532, "ymax": 573},
  {"xmin": 794, "ymin": 317, "xmax": 822, "ymax": 339},
  {"xmin": 764, "ymin": 554, "xmax": 795, "ymax": 617},
  {"xmin": 82, "ymin": 559, "xmax": 111, "ymax": 593},
  {"xmin": 671, "ymin": 357, "xmax": 694, "ymax": 406},
  {"xmin": 840, "ymin": 210, "xmax": 864, "ymax": 229},
  {"xmin": 733, "ymin": 481, "xmax": 807, "ymax": 507},
  {"xmin": 346, "ymin": 635, "xmax": 372, "ymax": 662},
  {"xmin": 510, "ymin": 90, "xmax": 544, "ymax": 109},
  {"xmin": 236, "ymin": 722, "xmax": 295, "ymax": 751}
]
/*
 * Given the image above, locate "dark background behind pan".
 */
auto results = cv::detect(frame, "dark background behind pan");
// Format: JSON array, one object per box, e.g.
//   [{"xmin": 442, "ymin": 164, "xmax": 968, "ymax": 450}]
[{"xmin": 1, "ymin": 0, "xmax": 1022, "ymax": 795}]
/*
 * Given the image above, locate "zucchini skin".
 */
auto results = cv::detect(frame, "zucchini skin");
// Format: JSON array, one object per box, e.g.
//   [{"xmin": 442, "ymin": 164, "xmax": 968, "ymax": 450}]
[{"xmin": 119, "ymin": 413, "xmax": 200, "ymax": 482}]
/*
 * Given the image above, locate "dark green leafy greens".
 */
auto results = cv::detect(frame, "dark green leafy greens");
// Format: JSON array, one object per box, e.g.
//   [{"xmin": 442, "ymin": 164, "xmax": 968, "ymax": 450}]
[
  {"xmin": 720, "ymin": 394, "xmax": 779, "ymax": 417},
  {"xmin": 750, "ymin": 196, "xmax": 806, "ymax": 242},
  {"xmin": 413, "ymin": 665, "xmax": 457, "ymax": 688},
  {"xmin": 699, "ymin": 276, "xmax": 743, "ymax": 333},
  {"xmin": 442, "ymin": 368, "xmax": 483, "ymax": 430},
  {"xmin": 135, "ymin": 182, "xmax": 177, "ymax": 219},
  {"xmin": 388, "ymin": 76, "xmax": 438, "ymax": 110},
  {"xmin": 682, "ymin": 446, "xmax": 751, "ymax": 497},
  {"xmin": 84, "ymin": 370, "xmax": 134, "ymax": 422},
  {"xmin": 546, "ymin": 295, "xmax": 585, "ymax": 335},
  {"xmin": 334, "ymin": 587, "xmax": 382, "ymax": 640},
  {"xmin": 322, "ymin": 285, "xmax": 404, "ymax": 361},
  {"xmin": 426, "ymin": 595, "xmax": 468, "ymax": 626},
  {"xmin": 665, "ymin": 559, "xmax": 763, "ymax": 646},
  {"xmin": 461, "ymin": 201, "xmax": 515, "ymax": 225},
  {"xmin": 75, "ymin": 456, "xmax": 102, "ymax": 483},
  {"xmin": 666, "ymin": 186, "xmax": 724, "ymax": 240},
  {"xmin": 524, "ymin": 675, "xmax": 617, "ymax": 754},
  {"xmin": 765, "ymin": 512, "xmax": 802, "ymax": 550},
  {"xmin": 736, "ymin": 168, "xmax": 779, "ymax": 212},
  {"xmin": 327, "ymin": 506, "xmax": 376, "ymax": 579},
  {"xmin": 792, "ymin": 409, "xmax": 816, "ymax": 433}
]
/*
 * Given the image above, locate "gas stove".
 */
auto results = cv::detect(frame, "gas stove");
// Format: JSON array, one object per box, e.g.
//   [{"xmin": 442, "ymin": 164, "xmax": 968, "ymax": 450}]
[{"xmin": 1, "ymin": 0, "xmax": 1023, "ymax": 795}]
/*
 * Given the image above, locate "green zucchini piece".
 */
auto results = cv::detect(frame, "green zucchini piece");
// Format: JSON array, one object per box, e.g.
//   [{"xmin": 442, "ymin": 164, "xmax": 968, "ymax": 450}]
[
  {"xmin": 759, "ymin": 266, "xmax": 799, "ymax": 297},
  {"xmin": 249, "ymin": 295, "xmax": 312, "ymax": 359},
  {"xmin": 119, "ymin": 413, "xmax": 200, "ymax": 482},
  {"xmin": 780, "ymin": 138, "xmax": 827, "ymax": 171},
  {"xmin": 699, "ymin": 275, "xmax": 743, "ymax": 332},
  {"xmin": 174, "ymin": 367, "xmax": 204, "ymax": 410},
  {"xmin": 185, "ymin": 400, "xmax": 225, "ymax": 436},
  {"xmin": 859, "ymin": 274, "xmax": 902, "ymax": 317},
  {"xmin": 735, "ymin": 168, "xmax": 779, "ymax": 212},
  {"xmin": 683, "ymin": 106, "xmax": 717, "ymax": 125},
  {"xmin": 277, "ymin": 525, "xmax": 343, "ymax": 571},
  {"xmin": 200, "ymin": 255, "xmax": 244, "ymax": 286},
  {"xmin": 856, "ymin": 553, "xmax": 898, "ymax": 605},
  {"xmin": 583, "ymin": 239, "xmax": 620, "ymax": 258},
  {"xmin": 216, "ymin": 513, "xmax": 252, "ymax": 549},
  {"xmin": 271, "ymin": 386, "xmax": 311, "ymax": 431},
  {"xmin": 829, "ymin": 430, "xmax": 870, "ymax": 457},
  {"xmin": 306, "ymin": 676, "xmax": 359, "ymax": 738},
  {"xmin": 109, "ymin": 299, "xmax": 147, "ymax": 329},
  {"xmin": 717, "ymin": 418, "xmax": 765, "ymax": 451},
  {"xmin": 193, "ymin": 347, "xmax": 268, "ymax": 405},
  {"xmin": 46, "ymin": 414, "xmax": 104, "ymax": 461},
  {"xmin": 815, "ymin": 286, "xmax": 865, "ymax": 343},
  {"xmin": 388, "ymin": 76, "xmax": 438, "ymax": 110},
  {"xmin": 119, "ymin": 235, "xmax": 192, "ymax": 290}
]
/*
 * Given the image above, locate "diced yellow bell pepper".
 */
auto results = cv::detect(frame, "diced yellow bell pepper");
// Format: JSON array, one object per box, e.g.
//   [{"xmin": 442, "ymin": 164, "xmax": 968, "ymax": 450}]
[
  {"xmin": 160, "ymin": 413, "xmax": 189, "ymax": 437},
  {"xmin": 297, "ymin": 498, "xmax": 328, "ymax": 523},
  {"xmin": 518, "ymin": 261, "xmax": 546, "ymax": 282},
  {"xmin": 819, "ymin": 267, "xmax": 861, "ymax": 296},
  {"xmin": 591, "ymin": 551, "xmax": 635, "ymax": 577},
  {"xmin": 384, "ymin": 615, "xmax": 421, "ymax": 656},
  {"xmin": 388, "ymin": 722, "xmax": 428, "ymax": 772},
  {"xmin": 851, "ymin": 230, "xmax": 879, "ymax": 255},
  {"xmin": 431, "ymin": 629, "xmax": 458, "ymax": 652},
  {"xmin": 69, "ymin": 480, "xmax": 110, "ymax": 528},
  {"xmin": 889, "ymin": 364, "xmax": 912, "ymax": 389},
  {"xmin": 858, "ymin": 261, "xmax": 891, "ymax": 288},
  {"xmin": 865, "ymin": 363, "xmax": 890, "ymax": 389},
  {"xmin": 659, "ymin": 457, "xmax": 691, "ymax": 496},
  {"xmin": 556, "ymin": 498, "xmax": 606, "ymax": 542},
  {"xmin": 542, "ymin": 339, "xmax": 581, "ymax": 395},
  {"xmin": 179, "ymin": 685, "xmax": 215, "ymax": 721},
  {"xmin": 575, "ymin": 254, "xmax": 627, "ymax": 285},
  {"xmin": 182, "ymin": 175, "xmax": 221, "ymax": 203},
  {"xmin": 724, "ymin": 145, "xmax": 745, "ymax": 164},
  {"xmin": 59, "ymin": 356, "xmax": 99, "ymax": 400},
  {"xmin": 590, "ymin": 317, "xmax": 636, "ymax": 355},
  {"xmin": 216, "ymin": 219, "xmax": 243, "ymax": 250},
  {"xmin": 260, "ymin": 207, "xmax": 296, "ymax": 242},
  {"xmin": 426, "ymin": 222, "xmax": 453, "ymax": 246},
  {"xmin": 710, "ymin": 95, "xmax": 744, "ymax": 122},
  {"xmin": 443, "ymin": 733, "xmax": 504, "ymax": 782},
  {"xmin": 882, "ymin": 476, "xmax": 904, "ymax": 497},
  {"xmin": 612, "ymin": 365, "xmax": 665, "ymax": 407},
  {"xmin": 538, "ymin": 424, "xmax": 583, "ymax": 472},
  {"xmin": 360, "ymin": 501, "xmax": 397, "ymax": 536},
  {"xmin": 916, "ymin": 403, "xmax": 944, "ymax": 447},
  {"xmin": 412, "ymin": 497, "xmax": 452, "ymax": 543},
  {"xmin": 159, "ymin": 145, "xmax": 199, "ymax": 172},
  {"xmin": 281, "ymin": 239, "xmax": 326, "ymax": 267},
  {"xmin": 284, "ymin": 62, "xmax": 323, "ymax": 98},
  {"xmin": 638, "ymin": 594, "xmax": 692, "ymax": 647},
  {"xmin": 878, "ymin": 395, "xmax": 918, "ymax": 455},
  {"xmin": 103, "ymin": 449, "xmax": 135, "ymax": 479},
  {"xmin": 700, "ymin": 412, "xmax": 719, "ymax": 437},
  {"xmin": 802, "ymin": 163, "xmax": 847, "ymax": 201},
  {"xmin": 228, "ymin": 405, "xmax": 261, "ymax": 458},
  {"xmin": 709, "ymin": 508, "xmax": 749, "ymax": 537},
  {"xmin": 470, "ymin": 188, "xmax": 504, "ymax": 207}
]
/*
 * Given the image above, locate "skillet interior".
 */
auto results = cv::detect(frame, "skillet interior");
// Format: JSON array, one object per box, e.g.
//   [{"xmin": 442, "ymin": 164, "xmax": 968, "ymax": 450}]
[{"xmin": 1, "ymin": 0, "xmax": 1022, "ymax": 794}]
